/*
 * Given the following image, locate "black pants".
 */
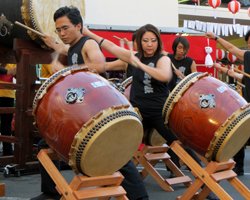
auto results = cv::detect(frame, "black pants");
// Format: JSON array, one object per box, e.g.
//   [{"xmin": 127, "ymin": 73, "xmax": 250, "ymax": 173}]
[
  {"xmin": 142, "ymin": 115, "xmax": 201, "ymax": 166},
  {"xmin": 0, "ymin": 97, "xmax": 14, "ymax": 156},
  {"xmin": 38, "ymin": 139, "xmax": 148, "ymax": 200},
  {"xmin": 234, "ymin": 146, "xmax": 245, "ymax": 169}
]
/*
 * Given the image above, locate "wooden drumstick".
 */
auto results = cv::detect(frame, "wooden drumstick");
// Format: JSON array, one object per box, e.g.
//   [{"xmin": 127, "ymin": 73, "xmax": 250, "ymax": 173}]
[
  {"xmin": 113, "ymin": 35, "xmax": 122, "ymax": 40},
  {"xmin": 171, "ymin": 62, "xmax": 177, "ymax": 71},
  {"xmin": 15, "ymin": 21, "xmax": 45, "ymax": 37},
  {"xmin": 234, "ymin": 68, "xmax": 250, "ymax": 79}
]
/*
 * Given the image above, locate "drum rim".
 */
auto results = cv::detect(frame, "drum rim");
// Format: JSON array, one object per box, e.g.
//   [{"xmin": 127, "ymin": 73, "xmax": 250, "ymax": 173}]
[
  {"xmin": 32, "ymin": 65, "xmax": 87, "ymax": 115},
  {"xmin": 69, "ymin": 106, "xmax": 142, "ymax": 175},
  {"xmin": 162, "ymin": 72, "xmax": 207, "ymax": 125},
  {"xmin": 121, "ymin": 76, "xmax": 133, "ymax": 88},
  {"xmin": 206, "ymin": 104, "xmax": 250, "ymax": 161}
]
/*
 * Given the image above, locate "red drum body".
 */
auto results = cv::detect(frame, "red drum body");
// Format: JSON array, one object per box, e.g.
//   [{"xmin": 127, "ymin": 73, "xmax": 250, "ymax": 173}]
[
  {"xmin": 33, "ymin": 66, "xmax": 143, "ymax": 176},
  {"xmin": 163, "ymin": 72, "xmax": 250, "ymax": 161}
]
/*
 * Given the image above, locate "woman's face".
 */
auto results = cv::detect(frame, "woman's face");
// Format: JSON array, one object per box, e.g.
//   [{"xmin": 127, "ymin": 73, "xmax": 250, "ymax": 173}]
[
  {"xmin": 141, "ymin": 31, "xmax": 158, "ymax": 57},
  {"xmin": 175, "ymin": 43, "xmax": 187, "ymax": 59}
]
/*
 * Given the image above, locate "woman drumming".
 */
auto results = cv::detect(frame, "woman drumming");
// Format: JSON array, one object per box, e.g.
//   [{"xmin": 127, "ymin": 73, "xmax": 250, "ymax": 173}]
[{"xmin": 83, "ymin": 24, "xmax": 180, "ymax": 165}]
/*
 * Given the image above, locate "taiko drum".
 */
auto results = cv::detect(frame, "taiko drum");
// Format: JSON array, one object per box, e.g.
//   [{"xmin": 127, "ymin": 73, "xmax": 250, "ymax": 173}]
[
  {"xmin": 163, "ymin": 72, "xmax": 250, "ymax": 161},
  {"xmin": 33, "ymin": 66, "xmax": 143, "ymax": 176}
]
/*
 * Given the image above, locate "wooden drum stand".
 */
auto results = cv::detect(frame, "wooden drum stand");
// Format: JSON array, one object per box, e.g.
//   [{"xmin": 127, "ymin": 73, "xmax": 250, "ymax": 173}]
[
  {"xmin": 38, "ymin": 149, "xmax": 128, "ymax": 200},
  {"xmin": 170, "ymin": 141, "xmax": 250, "ymax": 200}
]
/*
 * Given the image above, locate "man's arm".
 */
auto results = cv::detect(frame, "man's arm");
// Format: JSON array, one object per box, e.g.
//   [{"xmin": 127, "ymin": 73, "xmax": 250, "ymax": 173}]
[
  {"xmin": 206, "ymin": 32, "xmax": 246, "ymax": 61},
  {"xmin": 41, "ymin": 35, "xmax": 69, "ymax": 55},
  {"xmin": 82, "ymin": 39, "xmax": 106, "ymax": 73}
]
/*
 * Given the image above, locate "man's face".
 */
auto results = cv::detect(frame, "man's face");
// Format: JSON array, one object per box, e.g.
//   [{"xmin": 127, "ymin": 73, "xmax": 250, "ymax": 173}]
[{"xmin": 55, "ymin": 16, "xmax": 81, "ymax": 45}]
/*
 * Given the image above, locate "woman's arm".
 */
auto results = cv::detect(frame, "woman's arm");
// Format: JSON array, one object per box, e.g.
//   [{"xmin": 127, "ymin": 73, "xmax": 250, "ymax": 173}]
[
  {"xmin": 83, "ymin": 27, "xmax": 133, "ymax": 64},
  {"xmin": 135, "ymin": 55, "xmax": 173, "ymax": 82},
  {"xmin": 206, "ymin": 32, "xmax": 246, "ymax": 61},
  {"xmin": 105, "ymin": 59, "xmax": 128, "ymax": 71}
]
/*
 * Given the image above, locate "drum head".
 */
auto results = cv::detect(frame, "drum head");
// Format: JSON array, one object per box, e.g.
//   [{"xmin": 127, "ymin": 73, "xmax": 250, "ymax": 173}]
[
  {"xmin": 70, "ymin": 107, "xmax": 143, "ymax": 176},
  {"xmin": 208, "ymin": 105, "xmax": 250, "ymax": 161}
]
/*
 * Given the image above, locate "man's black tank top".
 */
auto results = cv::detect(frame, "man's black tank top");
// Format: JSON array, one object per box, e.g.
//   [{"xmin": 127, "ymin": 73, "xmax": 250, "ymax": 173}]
[{"xmin": 67, "ymin": 36, "xmax": 90, "ymax": 65}]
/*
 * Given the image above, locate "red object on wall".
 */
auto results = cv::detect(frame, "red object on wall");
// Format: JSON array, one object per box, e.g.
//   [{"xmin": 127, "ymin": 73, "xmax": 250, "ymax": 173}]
[
  {"xmin": 216, "ymin": 48, "xmax": 226, "ymax": 60},
  {"xmin": 227, "ymin": 52, "xmax": 238, "ymax": 63},
  {"xmin": 228, "ymin": 0, "xmax": 241, "ymax": 14},
  {"xmin": 208, "ymin": 0, "xmax": 221, "ymax": 9}
]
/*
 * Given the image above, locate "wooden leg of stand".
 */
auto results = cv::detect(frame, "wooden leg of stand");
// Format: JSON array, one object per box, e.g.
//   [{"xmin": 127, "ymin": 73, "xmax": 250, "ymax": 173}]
[
  {"xmin": 37, "ymin": 149, "xmax": 76, "ymax": 200},
  {"xmin": 228, "ymin": 177, "xmax": 250, "ymax": 199},
  {"xmin": 171, "ymin": 141, "xmax": 233, "ymax": 200},
  {"xmin": 0, "ymin": 183, "xmax": 5, "ymax": 197}
]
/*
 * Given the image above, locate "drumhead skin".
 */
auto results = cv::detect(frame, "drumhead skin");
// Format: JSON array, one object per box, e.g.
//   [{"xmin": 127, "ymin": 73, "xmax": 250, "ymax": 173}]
[
  {"xmin": 163, "ymin": 72, "xmax": 250, "ymax": 162},
  {"xmin": 208, "ymin": 105, "xmax": 250, "ymax": 162},
  {"xmin": 69, "ymin": 106, "xmax": 143, "ymax": 176},
  {"xmin": 33, "ymin": 66, "xmax": 143, "ymax": 176}
]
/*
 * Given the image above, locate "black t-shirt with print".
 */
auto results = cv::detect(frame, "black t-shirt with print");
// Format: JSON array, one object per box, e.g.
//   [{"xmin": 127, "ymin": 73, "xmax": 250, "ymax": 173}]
[{"xmin": 129, "ymin": 53, "xmax": 169, "ymax": 118}]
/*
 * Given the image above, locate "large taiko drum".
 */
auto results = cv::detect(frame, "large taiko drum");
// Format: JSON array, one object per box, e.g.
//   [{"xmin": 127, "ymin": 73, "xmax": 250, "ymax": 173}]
[
  {"xmin": 33, "ymin": 66, "xmax": 143, "ymax": 176},
  {"xmin": 0, "ymin": 0, "xmax": 85, "ymax": 47},
  {"xmin": 163, "ymin": 72, "xmax": 250, "ymax": 162}
]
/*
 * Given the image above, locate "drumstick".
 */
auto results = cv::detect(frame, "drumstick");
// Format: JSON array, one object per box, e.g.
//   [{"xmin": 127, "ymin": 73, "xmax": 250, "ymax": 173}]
[
  {"xmin": 171, "ymin": 62, "xmax": 177, "ymax": 71},
  {"xmin": 15, "ymin": 21, "xmax": 45, "ymax": 37},
  {"xmin": 237, "ymin": 81, "xmax": 245, "ymax": 88},
  {"xmin": 234, "ymin": 68, "xmax": 250, "ymax": 79},
  {"xmin": 113, "ymin": 35, "xmax": 123, "ymax": 40}
]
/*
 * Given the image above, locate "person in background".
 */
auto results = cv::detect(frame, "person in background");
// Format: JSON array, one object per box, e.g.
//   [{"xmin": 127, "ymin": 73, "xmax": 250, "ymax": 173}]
[
  {"xmin": 32, "ymin": 6, "xmax": 148, "ymax": 200},
  {"xmin": 0, "ymin": 63, "xmax": 16, "ymax": 156},
  {"xmin": 168, "ymin": 36, "xmax": 197, "ymax": 91},
  {"xmin": 208, "ymin": 30, "xmax": 250, "ymax": 176}
]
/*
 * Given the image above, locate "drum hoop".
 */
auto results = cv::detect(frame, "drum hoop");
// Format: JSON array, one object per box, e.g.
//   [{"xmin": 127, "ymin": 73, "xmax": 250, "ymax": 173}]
[
  {"xmin": 68, "ymin": 106, "xmax": 141, "ymax": 174},
  {"xmin": 162, "ymin": 72, "xmax": 207, "ymax": 124},
  {"xmin": 32, "ymin": 65, "xmax": 88, "ymax": 115},
  {"xmin": 121, "ymin": 76, "xmax": 133, "ymax": 89},
  {"xmin": 206, "ymin": 104, "xmax": 250, "ymax": 161}
]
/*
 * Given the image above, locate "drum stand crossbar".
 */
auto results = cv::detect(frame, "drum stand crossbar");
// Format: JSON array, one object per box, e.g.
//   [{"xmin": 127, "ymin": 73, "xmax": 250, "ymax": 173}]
[
  {"xmin": 38, "ymin": 149, "xmax": 128, "ymax": 200},
  {"xmin": 133, "ymin": 144, "xmax": 192, "ymax": 192},
  {"xmin": 170, "ymin": 141, "xmax": 250, "ymax": 200}
]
